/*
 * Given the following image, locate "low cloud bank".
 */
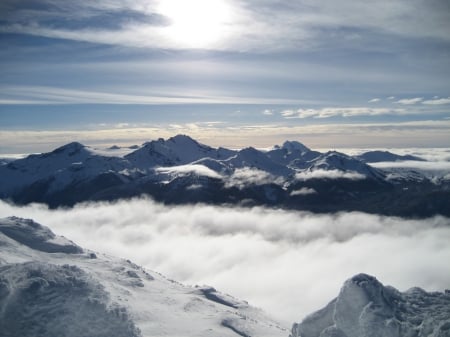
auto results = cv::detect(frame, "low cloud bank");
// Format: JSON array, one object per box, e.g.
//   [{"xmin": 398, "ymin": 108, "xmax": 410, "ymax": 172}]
[
  {"xmin": 295, "ymin": 169, "xmax": 366, "ymax": 180},
  {"xmin": 225, "ymin": 168, "xmax": 284, "ymax": 189},
  {"xmin": 155, "ymin": 164, "xmax": 222, "ymax": 179},
  {"xmin": 1, "ymin": 198, "xmax": 449, "ymax": 323}
]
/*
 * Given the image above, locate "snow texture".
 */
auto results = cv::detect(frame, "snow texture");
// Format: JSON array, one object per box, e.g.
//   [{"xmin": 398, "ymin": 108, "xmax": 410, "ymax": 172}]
[
  {"xmin": 0, "ymin": 217, "xmax": 287, "ymax": 337},
  {"xmin": 291, "ymin": 274, "xmax": 450, "ymax": 337}
]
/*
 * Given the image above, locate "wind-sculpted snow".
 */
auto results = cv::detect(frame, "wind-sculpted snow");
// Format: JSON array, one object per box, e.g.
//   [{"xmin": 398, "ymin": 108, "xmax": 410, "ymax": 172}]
[
  {"xmin": 0, "ymin": 216, "xmax": 287, "ymax": 336},
  {"xmin": 0, "ymin": 216, "xmax": 82, "ymax": 254},
  {"xmin": 291, "ymin": 274, "xmax": 450, "ymax": 337},
  {"xmin": 0, "ymin": 262, "xmax": 141, "ymax": 337}
]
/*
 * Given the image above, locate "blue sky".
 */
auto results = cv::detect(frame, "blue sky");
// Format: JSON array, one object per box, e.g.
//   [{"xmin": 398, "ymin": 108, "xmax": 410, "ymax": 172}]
[{"xmin": 1, "ymin": 0, "xmax": 449, "ymax": 153}]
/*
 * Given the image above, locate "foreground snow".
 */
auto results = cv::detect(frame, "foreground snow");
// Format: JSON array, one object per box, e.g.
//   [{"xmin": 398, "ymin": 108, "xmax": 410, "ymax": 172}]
[
  {"xmin": 0, "ymin": 217, "xmax": 287, "ymax": 337},
  {"xmin": 291, "ymin": 274, "xmax": 450, "ymax": 337}
]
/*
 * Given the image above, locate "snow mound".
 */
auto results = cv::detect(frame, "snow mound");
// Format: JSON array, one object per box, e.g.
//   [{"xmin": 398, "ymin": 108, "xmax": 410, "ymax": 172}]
[
  {"xmin": 291, "ymin": 273, "xmax": 450, "ymax": 337},
  {"xmin": 0, "ymin": 262, "xmax": 141, "ymax": 337},
  {"xmin": 0, "ymin": 217, "xmax": 82, "ymax": 254}
]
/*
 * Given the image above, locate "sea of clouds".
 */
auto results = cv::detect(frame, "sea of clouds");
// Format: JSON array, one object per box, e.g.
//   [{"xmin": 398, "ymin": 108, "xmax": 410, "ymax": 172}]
[{"xmin": 1, "ymin": 198, "xmax": 449, "ymax": 323}]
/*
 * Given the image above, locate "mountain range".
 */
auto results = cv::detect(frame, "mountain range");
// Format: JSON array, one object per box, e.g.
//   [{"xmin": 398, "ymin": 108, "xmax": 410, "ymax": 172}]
[{"xmin": 1, "ymin": 135, "xmax": 449, "ymax": 216}]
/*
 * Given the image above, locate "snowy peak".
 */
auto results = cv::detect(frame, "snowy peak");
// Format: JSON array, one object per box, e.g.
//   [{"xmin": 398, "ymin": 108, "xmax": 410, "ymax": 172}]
[
  {"xmin": 291, "ymin": 273, "xmax": 450, "ymax": 337},
  {"xmin": 307, "ymin": 151, "xmax": 384, "ymax": 179},
  {"xmin": 281, "ymin": 140, "xmax": 310, "ymax": 154},
  {"xmin": 267, "ymin": 141, "xmax": 318, "ymax": 167},
  {"xmin": 51, "ymin": 141, "xmax": 89, "ymax": 156},
  {"xmin": 126, "ymin": 134, "xmax": 235, "ymax": 168},
  {"xmin": 227, "ymin": 147, "xmax": 293, "ymax": 176},
  {"xmin": 0, "ymin": 216, "xmax": 83, "ymax": 254}
]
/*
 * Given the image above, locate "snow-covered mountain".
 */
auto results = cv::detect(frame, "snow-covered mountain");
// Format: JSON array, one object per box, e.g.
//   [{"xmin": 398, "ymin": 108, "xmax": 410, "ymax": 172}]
[
  {"xmin": 357, "ymin": 150, "xmax": 425, "ymax": 163},
  {"xmin": 291, "ymin": 273, "xmax": 450, "ymax": 337},
  {"xmin": 0, "ymin": 135, "xmax": 449, "ymax": 216},
  {"xmin": 125, "ymin": 135, "xmax": 236, "ymax": 169},
  {"xmin": 0, "ymin": 216, "xmax": 287, "ymax": 337}
]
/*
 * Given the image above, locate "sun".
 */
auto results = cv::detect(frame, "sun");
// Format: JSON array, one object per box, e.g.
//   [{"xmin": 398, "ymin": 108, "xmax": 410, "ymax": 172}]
[{"xmin": 158, "ymin": 0, "xmax": 232, "ymax": 48}]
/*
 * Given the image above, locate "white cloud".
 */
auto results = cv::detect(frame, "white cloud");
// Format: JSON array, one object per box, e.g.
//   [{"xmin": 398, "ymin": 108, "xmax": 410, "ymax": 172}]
[
  {"xmin": 0, "ymin": 85, "xmax": 309, "ymax": 105},
  {"xmin": 295, "ymin": 169, "xmax": 366, "ymax": 180},
  {"xmin": 370, "ymin": 160, "xmax": 450, "ymax": 175},
  {"xmin": 283, "ymin": 107, "xmax": 406, "ymax": 119},
  {"xmin": 262, "ymin": 109, "xmax": 274, "ymax": 115},
  {"xmin": 395, "ymin": 97, "xmax": 423, "ymax": 105},
  {"xmin": 2, "ymin": 0, "xmax": 450, "ymax": 51},
  {"xmin": 422, "ymin": 97, "xmax": 450, "ymax": 105},
  {"xmin": 280, "ymin": 109, "xmax": 296, "ymax": 117},
  {"xmin": 290, "ymin": 187, "xmax": 317, "ymax": 196},
  {"xmin": 155, "ymin": 164, "xmax": 222, "ymax": 179},
  {"xmin": 1, "ymin": 121, "xmax": 450, "ymax": 154},
  {"xmin": 368, "ymin": 98, "xmax": 380, "ymax": 103},
  {"xmin": 387, "ymin": 96, "xmax": 396, "ymax": 100},
  {"xmin": 225, "ymin": 168, "xmax": 283, "ymax": 189},
  {"xmin": 0, "ymin": 199, "xmax": 449, "ymax": 324}
]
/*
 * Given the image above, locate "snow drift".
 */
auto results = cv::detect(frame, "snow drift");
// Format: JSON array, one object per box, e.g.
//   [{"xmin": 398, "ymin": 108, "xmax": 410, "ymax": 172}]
[{"xmin": 291, "ymin": 274, "xmax": 450, "ymax": 337}]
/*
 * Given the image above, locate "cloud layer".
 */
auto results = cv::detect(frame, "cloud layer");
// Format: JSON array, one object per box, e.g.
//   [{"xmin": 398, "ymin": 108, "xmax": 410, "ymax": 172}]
[{"xmin": 1, "ymin": 198, "xmax": 449, "ymax": 324}]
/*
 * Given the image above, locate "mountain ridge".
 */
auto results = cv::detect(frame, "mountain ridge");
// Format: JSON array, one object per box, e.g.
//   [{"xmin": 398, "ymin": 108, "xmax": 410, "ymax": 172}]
[{"xmin": 0, "ymin": 135, "xmax": 449, "ymax": 217}]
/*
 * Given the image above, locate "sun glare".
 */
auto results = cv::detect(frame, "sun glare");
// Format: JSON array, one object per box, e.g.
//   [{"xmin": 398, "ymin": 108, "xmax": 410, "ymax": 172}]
[{"xmin": 158, "ymin": 0, "xmax": 232, "ymax": 48}]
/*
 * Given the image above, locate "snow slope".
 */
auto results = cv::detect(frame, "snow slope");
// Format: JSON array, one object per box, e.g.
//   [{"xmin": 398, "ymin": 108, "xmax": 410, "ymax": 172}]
[
  {"xmin": 0, "ymin": 217, "xmax": 287, "ymax": 337},
  {"xmin": 291, "ymin": 274, "xmax": 450, "ymax": 337}
]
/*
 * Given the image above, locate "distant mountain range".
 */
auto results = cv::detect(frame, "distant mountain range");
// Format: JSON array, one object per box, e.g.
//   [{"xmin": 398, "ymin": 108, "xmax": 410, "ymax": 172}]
[{"xmin": 1, "ymin": 135, "xmax": 449, "ymax": 217}]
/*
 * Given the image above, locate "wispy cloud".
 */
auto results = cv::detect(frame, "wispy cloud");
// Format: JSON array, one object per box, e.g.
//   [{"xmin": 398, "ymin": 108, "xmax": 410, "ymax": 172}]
[
  {"xmin": 1, "ymin": 120, "xmax": 450, "ymax": 154},
  {"xmin": 281, "ymin": 107, "xmax": 406, "ymax": 119},
  {"xmin": 290, "ymin": 187, "xmax": 317, "ymax": 196},
  {"xmin": 395, "ymin": 97, "xmax": 423, "ymax": 105},
  {"xmin": 422, "ymin": 97, "xmax": 450, "ymax": 105},
  {"xmin": 1, "ymin": 199, "xmax": 449, "ymax": 323},
  {"xmin": 295, "ymin": 169, "xmax": 366, "ymax": 180},
  {"xmin": 2, "ymin": 0, "xmax": 450, "ymax": 52},
  {"xmin": 0, "ymin": 85, "xmax": 311, "ymax": 105},
  {"xmin": 155, "ymin": 164, "xmax": 222, "ymax": 179},
  {"xmin": 225, "ymin": 168, "xmax": 284, "ymax": 189},
  {"xmin": 368, "ymin": 98, "xmax": 380, "ymax": 103}
]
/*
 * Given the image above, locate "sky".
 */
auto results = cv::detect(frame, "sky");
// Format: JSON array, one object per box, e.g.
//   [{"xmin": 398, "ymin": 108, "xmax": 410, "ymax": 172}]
[{"xmin": 1, "ymin": 0, "xmax": 450, "ymax": 153}]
